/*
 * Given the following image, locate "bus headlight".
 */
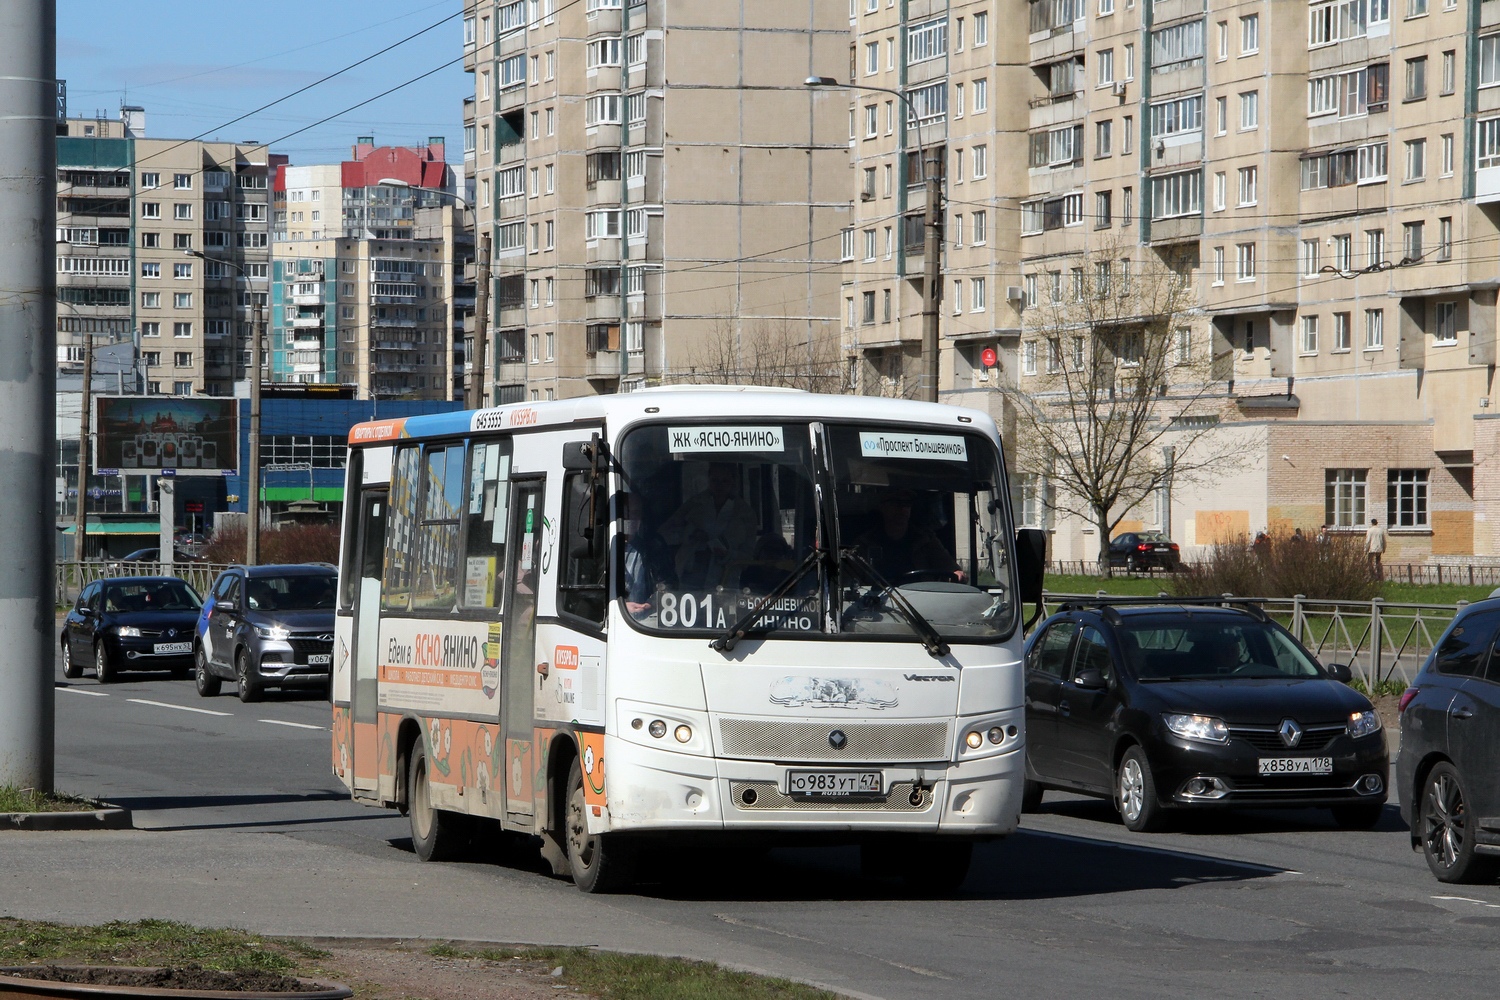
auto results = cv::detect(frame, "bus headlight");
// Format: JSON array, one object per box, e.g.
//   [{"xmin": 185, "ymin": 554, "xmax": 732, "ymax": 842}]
[
  {"xmin": 648, "ymin": 720, "xmax": 667, "ymax": 739},
  {"xmin": 965, "ymin": 731, "xmax": 984, "ymax": 750},
  {"xmin": 674, "ymin": 724, "xmax": 692, "ymax": 743}
]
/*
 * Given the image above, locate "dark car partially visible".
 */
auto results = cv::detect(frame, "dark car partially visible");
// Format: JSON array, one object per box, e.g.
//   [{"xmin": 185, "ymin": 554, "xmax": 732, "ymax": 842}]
[
  {"xmin": 1397, "ymin": 598, "xmax": 1500, "ymax": 883},
  {"xmin": 1107, "ymin": 531, "xmax": 1182, "ymax": 572},
  {"xmin": 62, "ymin": 576, "xmax": 203, "ymax": 683}
]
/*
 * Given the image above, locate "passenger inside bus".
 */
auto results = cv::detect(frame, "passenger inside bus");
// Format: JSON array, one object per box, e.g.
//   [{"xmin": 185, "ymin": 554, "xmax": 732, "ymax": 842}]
[
  {"xmin": 621, "ymin": 494, "xmax": 673, "ymax": 617},
  {"xmin": 852, "ymin": 489, "xmax": 964, "ymax": 584},
  {"xmin": 658, "ymin": 462, "xmax": 756, "ymax": 590}
]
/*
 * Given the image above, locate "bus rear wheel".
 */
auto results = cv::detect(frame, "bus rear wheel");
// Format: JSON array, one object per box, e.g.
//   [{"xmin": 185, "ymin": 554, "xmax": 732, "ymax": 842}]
[
  {"xmin": 408, "ymin": 739, "xmax": 465, "ymax": 862},
  {"xmin": 564, "ymin": 756, "xmax": 635, "ymax": 893}
]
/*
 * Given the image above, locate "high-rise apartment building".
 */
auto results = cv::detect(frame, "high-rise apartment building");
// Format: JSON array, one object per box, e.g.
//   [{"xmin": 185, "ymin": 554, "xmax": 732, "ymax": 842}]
[
  {"xmin": 462, "ymin": 0, "xmax": 848, "ymax": 405},
  {"xmin": 842, "ymin": 0, "xmax": 1500, "ymax": 560},
  {"xmin": 271, "ymin": 140, "xmax": 468, "ymax": 400},
  {"xmin": 55, "ymin": 107, "xmax": 278, "ymax": 399}
]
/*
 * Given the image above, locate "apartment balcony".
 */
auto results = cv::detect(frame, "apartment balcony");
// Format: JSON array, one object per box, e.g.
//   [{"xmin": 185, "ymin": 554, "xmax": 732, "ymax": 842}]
[
  {"xmin": 585, "ymin": 349, "xmax": 622, "ymax": 379},
  {"xmin": 1029, "ymin": 25, "xmax": 1080, "ymax": 68},
  {"xmin": 584, "ymin": 7, "xmax": 622, "ymax": 36},
  {"xmin": 1486, "ymin": 0, "xmax": 1500, "ymax": 30},
  {"xmin": 291, "ymin": 336, "xmax": 324, "ymax": 351},
  {"xmin": 292, "ymin": 362, "xmax": 326, "ymax": 375},
  {"xmin": 373, "ymin": 341, "xmax": 420, "ymax": 352},
  {"xmin": 1146, "ymin": 213, "xmax": 1203, "ymax": 246},
  {"xmin": 291, "ymin": 290, "xmax": 324, "ymax": 307},
  {"xmin": 370, "ymin": 317, "xmax": 420, "ymax": 329},
  {"xmin": 290, "ymin": 314, "xmax": 324, "ymax": 329}
]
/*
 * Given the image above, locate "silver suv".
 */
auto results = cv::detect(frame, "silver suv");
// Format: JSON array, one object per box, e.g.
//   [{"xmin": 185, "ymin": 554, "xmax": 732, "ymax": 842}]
[{"xmin": 193, "ymin": 563, "xmax": 336, "ymax": 702}]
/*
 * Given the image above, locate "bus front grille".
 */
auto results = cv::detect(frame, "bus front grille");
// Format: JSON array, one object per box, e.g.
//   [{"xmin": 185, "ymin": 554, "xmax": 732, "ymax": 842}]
[
  {"xmin": 729, "ymin": 780, "xmax": 933, "ymax": 812},
  {"xmin": 717, "ymin": 719, "xmax": 949, "ymax": 762}
]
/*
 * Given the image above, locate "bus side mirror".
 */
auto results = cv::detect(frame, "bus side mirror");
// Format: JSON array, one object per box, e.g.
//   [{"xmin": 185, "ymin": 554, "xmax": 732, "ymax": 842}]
[
  {"xmin": 561, "ymin": 441, "xmax": 594, "ymax": 471},
  {"xmin": 1015, "ymin": 528, "xmax": 1047, "ymax": 605}
]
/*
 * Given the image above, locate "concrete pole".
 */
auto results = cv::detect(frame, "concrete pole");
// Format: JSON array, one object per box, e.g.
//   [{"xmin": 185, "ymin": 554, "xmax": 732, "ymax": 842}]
[
  {"xmin": 0, "ymin": 0, "xmax": 57, "ymax": 790},
  {"xmin": 247, "ymin": 299, "xmax": 264, "ymax": 564},
  {"xmin": 921, "ymin": 151, "xmax": 942, "ymax": 404},
  {"xmin": 467, "ymin": 234, "xmax": 491, "ymax": 409}
]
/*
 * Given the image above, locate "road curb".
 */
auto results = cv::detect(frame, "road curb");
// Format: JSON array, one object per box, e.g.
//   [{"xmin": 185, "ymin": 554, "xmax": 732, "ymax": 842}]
[{"xmin": 1, "ymin": 806, "xmax": 133, "ymax": 831}]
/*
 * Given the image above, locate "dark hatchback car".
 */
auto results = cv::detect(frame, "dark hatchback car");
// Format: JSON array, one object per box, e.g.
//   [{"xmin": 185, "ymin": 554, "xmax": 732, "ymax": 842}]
[
  {"xmin": 1107, "ymin": 531, "xmax": 1182, "ymax": 572},
  {"xmin": 1397, "ymin": 598, "xmax": 1500, "ymax": 883},
  {"xmin": 194, "ymin": 564, "xmax": 336, "ymax": 702},
  {"xmin": 1023, "ymin": 599, "xmax": 1387, "ymax": 831},
  {"xmin": 61, "ymin": 577, "xmax": 203, "ymax": 683}
]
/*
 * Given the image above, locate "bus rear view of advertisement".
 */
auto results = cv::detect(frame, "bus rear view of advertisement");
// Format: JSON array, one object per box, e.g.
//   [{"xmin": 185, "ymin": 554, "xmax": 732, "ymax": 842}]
[{"xmin": 332, "ymin": 388, "xmax": 1044, "ymax": 892}]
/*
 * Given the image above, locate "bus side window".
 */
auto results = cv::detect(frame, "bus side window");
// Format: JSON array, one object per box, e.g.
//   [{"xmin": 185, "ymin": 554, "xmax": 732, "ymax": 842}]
[
  {"xmin": 382, "ymin": 445, "xmax": 421, "ymax": 611},
  {"xmin": 460, "ymin": 437, "xmax": 512, "ymax": 609},
  {"xmin": 412, "ymin": 444, "xmax": 466, "ymax": 611},
  {"xmin": 559, "ymin": 470, "xmax": 608, "ymax": 625}
]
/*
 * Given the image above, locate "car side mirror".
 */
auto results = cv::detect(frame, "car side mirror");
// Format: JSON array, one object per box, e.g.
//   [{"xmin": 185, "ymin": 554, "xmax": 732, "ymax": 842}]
[
  {"xmin": 1015, "ymin": 528, "xmax": 1047, "ymax": 605},
  {"xmin": 1326, "ymin": 662, "xmax": 1353, "ymax": 684},
  {"xmin": 1073, "ymin": 667, "xmax": 1108, "ymax": 690}
]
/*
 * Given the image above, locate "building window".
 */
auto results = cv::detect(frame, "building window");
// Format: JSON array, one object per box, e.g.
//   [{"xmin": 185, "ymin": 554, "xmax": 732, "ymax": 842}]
[
  {"xmin": 1024, "ymin": 274, "xmax": 1038, "ymax": 309},
  {"xmin": 1149, "ymin": 169, "xmax": 1201, "ymax": 219},
  {"xmin": 1334, "ymin": 234, "xmax": 1353, "ymax": 271},
  {"xmin": 140, "ymin": 202, "xmax": 160, "ymax": 219},
  {"xmin": 1213, "ymin": 171, "xmax": 1226, "ymax": 211},
  {"xmin": 1097, "ymin": 49, "xmax": 1114, "ymax": 86},
  {"xmin": 1442, "ymin": 50, "xmax": 1456, "ymax": 94},
  {"xmin": 1366, "ymin": 228, "xmax": 1385, "ymax": 266},
  {"xmin": 862, "ymin": 290, "xmax": 876, "ymax": 324},
  {"xmin": 1434, "ymin": 301, "xmax": 1458, "ymax": 345},
  {"xmin": 1365, "ymin": 308, "xmax": 1384, "ymax": 349},
  {"xmin": 1406, "ymin": 56, "xmax": 1427, "ymax": 100},
  {"xmin": 906, "ymin": 17, "xmax": 947, "ymax": 64},
  {"xmin": 1095, "ymin": 190, "xmax": 1111, "ymax": 228},
  {"xmin": 1301, "ymin": 239, "xmax": 1320, "ymax": 277},
  {"xmin": 1439, "ymin": 217, "xmax": 1452, "ymax": 260},
  {"xmin": 1302, "ymin": 315, "xmax": 1319, "ymax": 354},
  {"xmin": 173, "ymin": 293, "xmax": 192, "ymax": 309},
  {"xmin": 1240, "ymin": 14, "xmax": 1258, "ymax": 53},
  {"xmin": 1022, "ymin": 340, "xmax": 1037, "ymax": 375},
  {"xmin": 1096, "ymin": 119, "xmax": 1112, "ymax": 156},
  {"xmin": 974, "ymin": 11, "xmax": 987, "ymax": 44},
  {"xmin": 972, "ymin": 278, "xmax": 986, "ymax": 312},
  {"xmin": 1325, "ymin": 469, "xmax": 1368, "ymax": 528},
  {"xmin": 972, "ymin": 211, "xmax": 987, "ymax": 244},
  {"xmin": 1405, "ymin": 138, "xmax": 1426, "ymax": 181},
  {"xmin": 1237, "ymin": 166, "xmax": 1257, "ymax": 206},
  {"xmin": 1149, "ymin": 94, "xmax": 1203, "ymax": 138},
  {"xmin": 173, "ymin": 262, "xmax": 191, "ymax": 279},
  {"xmin": 1334, "ymin": 311, "xmax": 1352, "ymax": 351},
  {"xmin": 974, "ymin": 78, "xmax": 989, "ymax": 111},
  {"xmin": 972, "ymin": 144, "xmax": 987, "ymax": 178},
  {"xmin": 1403, "ymin": 221, "xmax": 1424, "ymax": 260},
  {"xmin": 1236, "ymin": 243, "xmax": 1256, "ymax": 281},
  {"xmin": 1212, "ymin": 245, "xmax": 1225, "ymax": 285},
  {"xmin": 1387, "ymin": 469, "xmax": 1429, "ymax": 528},
  {"xmin": 1239, "ymin": 90, "xmax": 1258, "ymax": 130}
]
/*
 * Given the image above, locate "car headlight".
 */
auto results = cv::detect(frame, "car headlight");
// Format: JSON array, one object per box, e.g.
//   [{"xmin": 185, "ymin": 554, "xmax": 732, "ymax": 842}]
[
  {"xmin": 116, "ymin": 626, "xmax": 141, "ymax": 638},
  {"xmin": 1347, "ymin": 709, "xmax": 1382, "ymax": 740},
  {"xmin": 254, "ymin": 624, "xmax": 291, "ymax": 641},
  {"xmin": 1163, "ymin": 713, "xmax": 1229, "ymax": 743}
]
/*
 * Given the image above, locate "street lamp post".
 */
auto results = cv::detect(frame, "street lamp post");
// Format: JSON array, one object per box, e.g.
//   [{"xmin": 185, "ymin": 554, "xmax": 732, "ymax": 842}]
[
  {"xmin": 806, "ymin": 76, "xmax": 942, "ymax": 403},
  {"xmin": 186, "ymin": 249, "xmax": 263, "ymax": 564},
  {"xmin": 373, "ymin": 179, "xmax": 486, "ymax": 408}
]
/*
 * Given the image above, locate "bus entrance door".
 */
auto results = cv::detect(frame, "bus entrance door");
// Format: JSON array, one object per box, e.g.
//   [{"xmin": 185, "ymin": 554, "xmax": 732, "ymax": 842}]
[
  {"xmin": 350, "ymin": 491, "xmax": 386, "ymax": 798},
  {"xmin": 500, "ymin": 480, "xmax": 544, "ymax": 825}
]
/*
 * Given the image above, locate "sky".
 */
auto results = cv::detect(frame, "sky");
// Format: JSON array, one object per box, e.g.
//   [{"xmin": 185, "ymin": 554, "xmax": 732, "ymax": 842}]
[{"xmin": 57, "ymin": 1, "xmax": 470, "ymax": 165}]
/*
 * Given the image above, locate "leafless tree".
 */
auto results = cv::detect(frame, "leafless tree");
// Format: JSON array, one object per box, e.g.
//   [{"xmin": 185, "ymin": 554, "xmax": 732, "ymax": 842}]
[
  {"xmin": 1000, "ymin": 241, "xmax": 1242, "ymax": 569},
  {"xmin": 674, "ymin": 315, "xmax": 852, "ymax": 394}
]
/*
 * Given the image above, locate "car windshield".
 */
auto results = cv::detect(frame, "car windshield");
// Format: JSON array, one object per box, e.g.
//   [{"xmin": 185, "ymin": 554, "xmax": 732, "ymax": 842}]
[
  {"xmin": 246, "ymin": 574, "xmax": 336, "ymax": 611},
  {"xmin": 615, "ymin": 421, "xmax": 1018, "ymax": 642},
  {"xmin": 1120, "ymin": 619, "xmax": 1323, "ymax": 680},
  {"xmin": 103, "ymin": 580, "xmax": 202, "ymax": 613}
]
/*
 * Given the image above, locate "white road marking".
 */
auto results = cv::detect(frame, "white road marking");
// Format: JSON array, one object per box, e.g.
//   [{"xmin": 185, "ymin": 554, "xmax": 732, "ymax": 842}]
[
  {"xmin": 127, "ymin": 698, "xmax": 232, "ymax": 718},
  {"xmin": 58, "ymin": 687, "xmax": 109, "ymax": 697},
  {"xmin": 259, "ymin": 719, "xmax": 324, "ymax": 731},
  {"xmin": 1433, "ymin": 896, "xmax": 1489, "ymax": 904}
]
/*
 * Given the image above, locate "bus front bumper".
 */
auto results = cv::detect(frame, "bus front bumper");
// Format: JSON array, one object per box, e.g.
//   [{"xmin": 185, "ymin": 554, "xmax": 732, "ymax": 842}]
[{"xmin": 601, "ymin": 733, "xmax": 1023, "ymax": 837}]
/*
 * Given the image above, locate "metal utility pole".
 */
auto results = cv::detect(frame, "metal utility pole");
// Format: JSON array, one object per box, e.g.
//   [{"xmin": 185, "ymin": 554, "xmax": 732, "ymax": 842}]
[
  {"xmin": 467, "ymin": 234, "xmax": 491, "ymax": 409},
  {"xmin": 247, "ymin": 298, "xmax": 264, "ymax": 564},
  {"xmin": 0, "ymin": 0, "xmax": 58, "ymax": 790},
  {"xmin": 921, "ymin": 150, "xmax": 942, "ymax": 403},
  {"xmin": 74, "ymin": 330, "xmax": 94, "ymax": 558}
]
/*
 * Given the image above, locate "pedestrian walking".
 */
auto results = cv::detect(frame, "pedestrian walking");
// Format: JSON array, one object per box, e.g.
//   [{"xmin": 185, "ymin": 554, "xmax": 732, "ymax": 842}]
[
  {"xmin": 1366, "ymin": 517, "xmax": 1387, "ymax": 579},
  {"xmin": 1316, "ymin": 524, "xmax": 1330, "ymax": 545}
]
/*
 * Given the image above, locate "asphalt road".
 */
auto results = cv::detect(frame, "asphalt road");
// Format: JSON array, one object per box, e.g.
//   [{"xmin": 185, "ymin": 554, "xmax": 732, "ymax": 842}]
[{"xmin": 12, "ymin": 644, "xmax": 1500, "ymax": 1000}]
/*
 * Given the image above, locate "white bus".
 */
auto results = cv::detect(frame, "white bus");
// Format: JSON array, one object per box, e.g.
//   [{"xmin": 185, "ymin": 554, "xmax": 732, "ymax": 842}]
[{"xmin": 331, "ymin": 388, "xmax": 1043, "ymax": 892}]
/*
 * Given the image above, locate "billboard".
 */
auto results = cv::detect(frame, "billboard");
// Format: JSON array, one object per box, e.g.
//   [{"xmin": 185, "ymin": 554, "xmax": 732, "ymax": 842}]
[{"xmin": 94, "ymin": 397, "xmax": 239, "ymax": 475}]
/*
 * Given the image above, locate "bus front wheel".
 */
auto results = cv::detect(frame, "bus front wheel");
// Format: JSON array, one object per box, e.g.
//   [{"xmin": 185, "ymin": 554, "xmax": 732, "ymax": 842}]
[
  {"xmin": 564, "ymin": 757, "xmax": 636, "ymax": 893},
  {"xmin": 408, "ymin": 740, "xmax": 464, "ymax": 862}
]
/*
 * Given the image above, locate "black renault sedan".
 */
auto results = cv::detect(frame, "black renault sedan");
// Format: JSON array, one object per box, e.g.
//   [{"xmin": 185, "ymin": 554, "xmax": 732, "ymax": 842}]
[
  {"xmin": 61, "ymin": 576, "xmax": 203, "ymax": 683},
  {"xmin": 1023, "ymin": 599, "xmax": 1387, "ymax": 831},
  {"xmin": 1397, "ymin": 597, "xmax": 1500, "ymax": 883}
]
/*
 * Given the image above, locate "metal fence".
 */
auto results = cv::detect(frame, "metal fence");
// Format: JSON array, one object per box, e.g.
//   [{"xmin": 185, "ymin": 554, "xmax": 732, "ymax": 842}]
[
  {"xmin": 1046, "ymin": 560, "xmax": 1500, "ymax": 587},
  {"xmin": 56, "ymin": 562, "xmax": 234, "ymax": 606},
  {"xmin": 1040, "ymin": 592, "xmax": 1467, "ymax": 690}
]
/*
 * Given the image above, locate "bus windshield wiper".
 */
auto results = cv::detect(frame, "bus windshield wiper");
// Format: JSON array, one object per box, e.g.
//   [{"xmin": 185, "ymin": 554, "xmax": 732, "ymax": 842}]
[
  {"xmin": 839, "ymin": 551, "xmax": 951, "ymax": 659},
  {"xmin": 710, "ymin": 549, "xmax": 824, "ymax": 653}
]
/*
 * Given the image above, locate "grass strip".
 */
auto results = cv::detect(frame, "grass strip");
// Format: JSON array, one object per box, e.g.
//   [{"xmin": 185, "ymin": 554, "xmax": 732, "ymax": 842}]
[
  {"xmin": 428, "ymin": 943, "xmax": 843, "ymax": 1000},
  {"xmin": 0, "ymin": 919, "xmax": 322, "ymax": 975},
  {"xmin": 1043, "ymin": 573, "xmax": 1493, "ymax": 606},
  {"xmin": 0, "ymin": 787, "xmax": 100, "ymax": 814}
]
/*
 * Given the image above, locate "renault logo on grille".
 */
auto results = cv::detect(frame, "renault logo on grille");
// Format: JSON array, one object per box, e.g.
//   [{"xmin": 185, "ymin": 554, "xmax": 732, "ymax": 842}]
[
  {"xmin": 1278, "ymin": 719, "xmax": 1303, "ymax": 748},
  {"xmin": 828, "ymin": 730, "xmax": 848, "ymax": 751},
  {"xmin": 316, "ymin": 634, "xmax": 334, "ymax": 642}
]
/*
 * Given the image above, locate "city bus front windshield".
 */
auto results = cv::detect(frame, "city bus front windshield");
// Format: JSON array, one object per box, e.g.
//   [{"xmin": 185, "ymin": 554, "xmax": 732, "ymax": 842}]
[{"xmin": 616, "ymin": 421, "xmax": 1018, "ymax": 643}]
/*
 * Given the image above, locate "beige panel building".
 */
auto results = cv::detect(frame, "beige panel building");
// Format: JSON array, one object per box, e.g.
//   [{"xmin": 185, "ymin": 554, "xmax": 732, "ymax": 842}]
[
  {"xmin": 844, "ymin": 0, "xmax": 1500, "ymax": 561},
  {"xmin": 463, "ymin": 0, "xmax": 849, "ymax": 404}
]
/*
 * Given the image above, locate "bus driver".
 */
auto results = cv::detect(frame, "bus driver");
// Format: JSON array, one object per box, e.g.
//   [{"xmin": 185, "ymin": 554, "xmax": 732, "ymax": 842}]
[{"xmin": 854, "ymin": 489, "xmax": 964, "ymax": 584}]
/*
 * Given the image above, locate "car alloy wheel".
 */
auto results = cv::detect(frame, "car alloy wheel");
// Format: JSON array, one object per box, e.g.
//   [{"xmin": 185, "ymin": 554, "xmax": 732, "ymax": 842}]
[
  {"xmin": 1119, "ymin": 758, "xmax": 1144, "ymax": 821},
  {"xmin": 62, "ymin": 639, "xmax": 83, "ymax": 680},
  {"xmin": 1116, "ymin": 746, "xmax": 1164, "ymax": 832},
  {"xmin": 1421, "ymin": 762, "xmax": 1496, "ymax": 883}
]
